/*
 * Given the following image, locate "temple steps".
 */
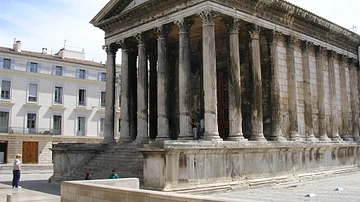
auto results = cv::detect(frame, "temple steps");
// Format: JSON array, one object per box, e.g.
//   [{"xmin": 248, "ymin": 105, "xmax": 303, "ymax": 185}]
[{"xmin": 69, "ymin": 142, "xmax": 144, "ymax": 182}]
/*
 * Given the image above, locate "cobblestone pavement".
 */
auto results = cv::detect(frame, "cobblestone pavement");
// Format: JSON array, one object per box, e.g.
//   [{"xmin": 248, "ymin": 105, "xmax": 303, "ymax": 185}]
[{"xmin": 0, "ymin": 164, "xmax": 359, "ymax": 202}]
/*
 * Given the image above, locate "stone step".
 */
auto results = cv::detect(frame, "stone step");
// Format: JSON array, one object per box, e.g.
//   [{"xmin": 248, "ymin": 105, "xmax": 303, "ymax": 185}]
[{"xmin": 68, "ymin": 143, "xmax": 144, "ymax": 182}]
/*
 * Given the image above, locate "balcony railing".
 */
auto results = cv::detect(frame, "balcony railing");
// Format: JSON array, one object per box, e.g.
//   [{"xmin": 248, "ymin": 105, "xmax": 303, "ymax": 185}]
[{"xmin": 0, "ymin": 127, "xmax": 62, "ymax": 135}]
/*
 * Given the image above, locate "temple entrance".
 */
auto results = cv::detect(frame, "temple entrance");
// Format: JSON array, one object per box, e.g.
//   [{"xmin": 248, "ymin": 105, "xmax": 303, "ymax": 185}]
[{"xmin": 217, "ymin": 68, "xmax": 229, "ymax": 139}]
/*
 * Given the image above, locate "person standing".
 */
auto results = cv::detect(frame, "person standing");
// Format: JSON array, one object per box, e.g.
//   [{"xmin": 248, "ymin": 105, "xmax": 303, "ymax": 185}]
[
  {"xmin": 85, "ymin": 172, "xmax": 92, "ymax": 180},
  {"xmin": 191, "ymin": 119, "xmax": 198, "ymax": 140},
  {"xmin": 12, "ymin": 154, "xmax": 21, "ymax": 188},
  {"xmin": 200, "ymin": 118, "xmax": 205, "ymax": 138},
  {"xmin": 108, "ymin": 169, "xmax": 120, "ymax": 179}
]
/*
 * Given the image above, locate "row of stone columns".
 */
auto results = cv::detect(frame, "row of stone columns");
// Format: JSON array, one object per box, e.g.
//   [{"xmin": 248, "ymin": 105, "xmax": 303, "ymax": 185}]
[{"xmin": 103, "ymin": 10, "xmax": 360, "ymax": 144}]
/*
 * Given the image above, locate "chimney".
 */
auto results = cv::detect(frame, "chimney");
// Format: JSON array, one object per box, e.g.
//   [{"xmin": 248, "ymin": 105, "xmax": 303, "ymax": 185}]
[
  {"xmin": 13, "ymin": 39, "xmax": 21, "ymax": 52},
  {"xmin": 42, "ymin": 48, "xmax": 47, "ymax": 54}
]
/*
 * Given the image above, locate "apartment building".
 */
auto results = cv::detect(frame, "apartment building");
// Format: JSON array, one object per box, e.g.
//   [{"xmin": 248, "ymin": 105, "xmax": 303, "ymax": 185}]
[{"xmin": 0, "ymin": 40, "xmax": 121, "ymax": 164}]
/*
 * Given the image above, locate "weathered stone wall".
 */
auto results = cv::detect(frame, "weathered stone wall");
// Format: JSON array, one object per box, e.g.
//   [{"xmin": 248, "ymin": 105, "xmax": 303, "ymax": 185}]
[{"xmin": 139, "ymin": 141, "xmax": 360, "ymax": 191}]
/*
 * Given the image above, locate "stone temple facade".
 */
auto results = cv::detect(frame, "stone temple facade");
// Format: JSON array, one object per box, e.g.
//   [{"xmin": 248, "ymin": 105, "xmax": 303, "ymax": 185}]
[
  {"xmin": 91, "ymin": 0, "xmax": 360, "ymax": 143},
  {"xmin": 51, "ymin": 0, "xmax": 360, "ymax": 192}
]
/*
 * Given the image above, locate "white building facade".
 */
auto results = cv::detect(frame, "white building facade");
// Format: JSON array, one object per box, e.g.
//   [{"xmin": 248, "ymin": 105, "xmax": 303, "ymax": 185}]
[{"xmin": 0, "ymin": 40, "xmax": 121, "ymax": 164}]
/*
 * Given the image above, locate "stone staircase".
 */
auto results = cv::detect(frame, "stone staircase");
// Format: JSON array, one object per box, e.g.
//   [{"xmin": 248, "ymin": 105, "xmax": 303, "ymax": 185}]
[{"xmin": 69, "ymin": 142, "xmax": 144, "ymax": 182}]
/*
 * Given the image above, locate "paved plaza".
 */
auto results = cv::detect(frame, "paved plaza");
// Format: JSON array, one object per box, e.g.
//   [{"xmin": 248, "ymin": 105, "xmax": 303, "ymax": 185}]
[{"xmin": 0, "ymin": 164, "xmax": 360, "ymax": 201}]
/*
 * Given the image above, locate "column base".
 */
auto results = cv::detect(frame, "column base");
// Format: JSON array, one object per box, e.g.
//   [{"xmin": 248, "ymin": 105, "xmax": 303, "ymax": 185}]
[
  {"xmin": 319, "ymin": 134, "xmax": 331, "ymax": 142},
  {"xmin": 203, "ymin": 132, "xmax": 223, "ymax": 142},
  {"xmin": 177, "ymin": 134, "xmax": 194, "ymax": 140},
  {"xmin": 289, "ymin": 132, "xmax": 303, "ymax": 142},
  {"xmin": 306, "ymin": 134, "xmax": 318, "ymax": 143},
  {"xmin": 227, "ymin": 133, "xmax": 248, "ymax": 141},
  {"xmin": 331, "ymin": 133, "xmax": 343, "ymax": 143},
  {"xmin": 249, "ymin": 133, "xmax": 267, "ymax": 141}
]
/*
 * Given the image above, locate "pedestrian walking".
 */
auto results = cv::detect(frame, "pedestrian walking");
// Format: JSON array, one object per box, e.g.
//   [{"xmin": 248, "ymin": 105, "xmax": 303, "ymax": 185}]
[{"xmin": 12, "ymin": 153, "xmax": 22, "ymax": 188}]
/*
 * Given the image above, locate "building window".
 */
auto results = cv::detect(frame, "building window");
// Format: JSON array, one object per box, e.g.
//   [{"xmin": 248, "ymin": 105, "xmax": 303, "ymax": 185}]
[
  {"xmin": 55, "ymin": 66, "xmax": 63, "ymax": 76},
  {"xmin": 28, "ymin": 83, "xmax": 38, "ymax": 102},
  {"xmin": 53, "ymin": 115, "xmax": 62, "ymax": 135},
  {"xmin": 3, "ymin": 59, "xmax": 11, "ymax": 69},
  {"xmin": 78, "ymin": 89, "xmax": 86, "ymax": 106},
  {"xmin": 101, "ymin": 91, "xmax": 106, "ymax": 108},
  {"xmin": 28, "ymin": 62, "xmax": 38, "ymax": 73},
  {"xmin": 1, "ymin": 80, "xmax": 10, "ymax": 100},
  {"xmin": 77, "ymin": 69, "xmax": 86, "ymax": 79},
  {"xmin": 54, "ymin": 86, "xmax": 63, "ymax": 104},
  {"xmin": 99, "ymin": 72, "xmax": 106, "ymax": 82},
  {"xmin": 27, "ymin": 113, "xmax": 36, "ymax": 134},
  {"xmin": 77, "ymin": 116, "xmax": 86, "ymax": 136},
  {"xmin": 0, "ymin": 111, "xmax": 9, "ymax": 133},
  {"xmin": 99, "ymin": 117, "xmax": 105, "ymax": 137}
]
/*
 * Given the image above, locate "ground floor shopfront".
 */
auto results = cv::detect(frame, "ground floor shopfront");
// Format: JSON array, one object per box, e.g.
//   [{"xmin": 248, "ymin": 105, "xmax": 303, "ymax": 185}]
[{"xmin": 0, "ymin": 134, "xmax": 102, "ymax": 164}]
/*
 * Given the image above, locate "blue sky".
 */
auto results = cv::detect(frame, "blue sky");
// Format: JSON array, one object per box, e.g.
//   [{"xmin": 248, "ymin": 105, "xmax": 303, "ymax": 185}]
[
  {"xmin": 0, "ymin": 0, "xmax": 358, "ymax": 64},
  {"xmin": 0, "ymin": 0, "xmax": 108, "ymax": 63}
]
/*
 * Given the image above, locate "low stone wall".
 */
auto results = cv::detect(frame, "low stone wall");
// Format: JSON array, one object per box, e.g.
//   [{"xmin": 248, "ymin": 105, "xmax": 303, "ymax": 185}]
[
  {"xmin": 61, "ymin": 178, "xmax": 238, "ymax": 202},
  {"xmin": 138, "ymin": 141, "xmax": 360, "ymax": 192},
  {"xmin": 50, "ymin": 143, "xmax": 106, "ymax": 182}
]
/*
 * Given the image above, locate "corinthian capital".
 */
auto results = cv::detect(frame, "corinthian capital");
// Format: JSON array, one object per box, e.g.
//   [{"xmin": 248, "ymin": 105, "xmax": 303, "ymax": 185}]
[
  {"xmin": 175, "ymin": 17, "xmax": 193, "ymax": 33},
  {"xmin": 223, "ymin": 17, "xmax": 241, "ymax": 33},
  {"xmin": 198, "ymin": 10, "xmax": 218, "ymax": 24}
]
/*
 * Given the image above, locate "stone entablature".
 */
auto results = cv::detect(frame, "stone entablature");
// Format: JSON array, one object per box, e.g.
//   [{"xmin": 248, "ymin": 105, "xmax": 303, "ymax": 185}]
[{"xmin": 92, "ymin": 0, "xmax": 360, "ymax": 55}]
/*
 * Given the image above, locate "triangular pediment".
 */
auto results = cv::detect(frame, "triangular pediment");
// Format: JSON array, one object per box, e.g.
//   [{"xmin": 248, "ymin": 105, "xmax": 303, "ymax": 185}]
[{"xmin": 123, "ymin": 0, "xmax": 150, "ymax": 12}]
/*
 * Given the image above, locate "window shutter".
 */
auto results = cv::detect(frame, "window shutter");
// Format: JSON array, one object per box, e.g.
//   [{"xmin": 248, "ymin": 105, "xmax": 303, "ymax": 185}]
[
  {"xmin": 63, "ymin": 66, "xmax": 66, "ymax": 76},
  {"xmin": 10, "ymin": 59, "xmax": 15, "ymax": 69},
  {"xmin": 2, "ymin": 80, "xmax": 10, "ymax": 91},
  {"xmin": 29, "ymin": 83, "xmax": 37, "ymax": 96},
  {"xmin": 26, "ymin": 61, "xmax": 31, "ymax": 72},
  {"xmin": 76, "ymin": 69, "xmax": 79, "ymax": 78},
  {"xmin": 0, "ymin": 58, "xmax": 3, "ymax": 68},
  {"xmin": 98, "ymin": 72, "xmax": 101, "ymax": 81},
  {"xmin": 85, "ymin": 70, "xmax": 89, "ymax": 79},
  {"xmin": 52, "ymin": 65, "xmax": 56, "ymax": 75},
  {"xmin": 37, "ymin": 63, "xmax": 41, "ymax": 73}
]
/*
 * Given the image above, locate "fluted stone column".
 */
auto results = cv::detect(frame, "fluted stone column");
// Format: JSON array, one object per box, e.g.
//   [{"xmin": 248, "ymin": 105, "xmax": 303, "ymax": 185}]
[
  {"xmin": 247, "ymin": 24, "xmax": 266, "ymax": 141},
  {"xmin": 339, "ymin": 56, "xmax": 350, "ymax": 140},
  {"xmin": 328, "ymin": 51, "xmax": 342, "ymax": 142},
  {"xmin": 175, "ymin": 18, "xmax": 193, "ymax": 140},
  {"xmin": 286, "ymin": 36, "xmax": 301, "ymax": 141},
  {"xmin": 118, "ymin": 40, "xmax": 132, "ymax": 142},
  {"xmin": 199, "ymin": 10, "xmax": 222, "ymax": 142},
  {"xmin": 315, "ymin": 46, "xmax": 331, "ymax": 142},
  {"xmin": 136, "ymin": 33, "xmax": 149, "ymax": 143},
  {"xmin": 157, "ymin": 25, "xmax": 170, "ymax": 140},
  {"xmin": 349, "ymin": 59, "xmax": 360, "ymax": 141},
  {"xmin": 103, "ymin": 43, "xmax": 118, "ymax": 144},
  {"xmin": 265, "ymin": 30, "xmax": 286, "ymax": 142},
  {"xmin": 224, "ymin": 17, "xmax": 246, "ymax": 141},
  {"xmin": 302, "ymin": 41, "xmax": 317, "ymax": 142}
]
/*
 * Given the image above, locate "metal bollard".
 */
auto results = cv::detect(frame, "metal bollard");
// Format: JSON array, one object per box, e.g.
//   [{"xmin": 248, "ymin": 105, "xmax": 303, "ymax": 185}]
[{"xmin": 7, "ymin": 194, "xmax": 13, "ymax": 202}]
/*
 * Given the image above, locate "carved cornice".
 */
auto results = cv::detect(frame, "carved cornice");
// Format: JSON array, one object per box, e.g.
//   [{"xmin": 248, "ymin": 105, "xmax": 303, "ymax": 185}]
[{"xmin": 95, "ymin": 0, "xmax": 360, "ymax": 55}]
